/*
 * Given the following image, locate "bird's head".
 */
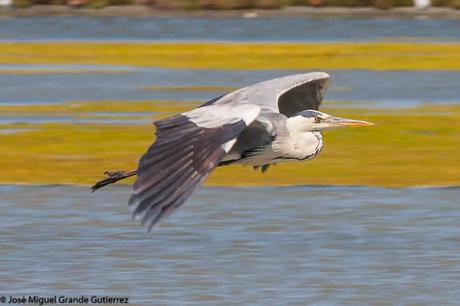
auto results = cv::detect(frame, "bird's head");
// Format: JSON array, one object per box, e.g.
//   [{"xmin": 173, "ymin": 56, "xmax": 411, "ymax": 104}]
[{"xmin": 288, "ymin": 110, "xmax": 374, "ymax": 132}]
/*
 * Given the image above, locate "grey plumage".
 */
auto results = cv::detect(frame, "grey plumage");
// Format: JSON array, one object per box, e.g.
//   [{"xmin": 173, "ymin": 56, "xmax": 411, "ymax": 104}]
[
  {"xmin": 92, "ymin": 72, "xmax": 374, "ymax": 230},
  {"xmin": 131, "ymin": 72, "xmax": 330, "ymax": 229}
]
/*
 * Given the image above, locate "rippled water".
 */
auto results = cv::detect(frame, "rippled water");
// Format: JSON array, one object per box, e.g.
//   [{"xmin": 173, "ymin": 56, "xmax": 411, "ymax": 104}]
[
  {"xmin": 1, "ymin": 16, "xmax": 460, "ymax": 304},
  {"xmin": 1, "ymin": 16, "xmax": 460, "ymax": 42},
  {"xmin": 1, "ymin": 16, "xmax": 459, "ymax": 110},
  {"xmin": 1, "ymin": 185, "xmax": 460, "ymax": 304},
  {"xmin": 1, "ymin": 67, "xmax": 460, "ymax": 108}
]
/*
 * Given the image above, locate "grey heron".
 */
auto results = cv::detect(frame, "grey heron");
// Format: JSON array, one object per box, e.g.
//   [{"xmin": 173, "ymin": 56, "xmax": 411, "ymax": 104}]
[{"xmin": 92, "ymin": 72, "xmax": 373, "ymax": 230}]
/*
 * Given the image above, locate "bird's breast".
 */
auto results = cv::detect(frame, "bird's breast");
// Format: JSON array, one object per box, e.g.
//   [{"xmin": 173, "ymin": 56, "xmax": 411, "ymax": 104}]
[
  {"xmin": 220, "ymin": 132, "xmax": 323, "ymax": 167},
  {"xmin": 272, "ymin": 131, "xmax": 323, "ymax": 162}
]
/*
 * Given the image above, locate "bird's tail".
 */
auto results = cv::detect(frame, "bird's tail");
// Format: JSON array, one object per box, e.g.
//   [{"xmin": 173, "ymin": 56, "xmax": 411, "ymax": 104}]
[{"xmin": 91, "ymin": 170, "xmax": 137, "ymax": 192}]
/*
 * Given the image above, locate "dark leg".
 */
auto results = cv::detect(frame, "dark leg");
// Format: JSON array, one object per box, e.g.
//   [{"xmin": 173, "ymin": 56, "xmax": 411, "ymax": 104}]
[{"xmin": 91, "ymin": 170, "xmax": 137, "ymax": 192}]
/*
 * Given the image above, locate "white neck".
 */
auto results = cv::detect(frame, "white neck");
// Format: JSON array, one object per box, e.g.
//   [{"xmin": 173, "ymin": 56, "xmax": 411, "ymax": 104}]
[{"xmin": 272, "ymin": 126, "xmax": 323, "ymax": 161}]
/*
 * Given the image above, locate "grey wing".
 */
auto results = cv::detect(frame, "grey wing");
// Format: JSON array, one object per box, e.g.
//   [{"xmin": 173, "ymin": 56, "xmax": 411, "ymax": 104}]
[
  {"xmin": 276, "ymin": 73, "xmax": 330, "ymax": 117},
  {"xmin": 221, "ymin": 112, "xmax": 289, "ymax": 167},
  {"xmin": 203, "ymin": 72, "xmax": 330, "ymax": 118},
  {"xmin": 129, "ymin": 103, "xmax": 260, "ymax": 231}
]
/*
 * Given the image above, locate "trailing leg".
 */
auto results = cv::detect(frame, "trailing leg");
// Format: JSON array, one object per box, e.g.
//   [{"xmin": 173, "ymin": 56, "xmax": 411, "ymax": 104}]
[{"xmin": 91, "ymin": 170, "xmax": 137, "ymax": 192}]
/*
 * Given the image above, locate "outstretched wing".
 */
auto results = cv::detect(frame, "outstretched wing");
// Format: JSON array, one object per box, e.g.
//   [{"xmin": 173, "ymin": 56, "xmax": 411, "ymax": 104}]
[
  {"xmin": 276, "ymin": 73, "xmax": 330, "ymax": 117},
  {"xmin": 129, "ymin": 104, "xmax": 260, "ymax": 230},
  {"xmin": 205, "ymin": 72, "xmax": 330, "ymax": 117}
]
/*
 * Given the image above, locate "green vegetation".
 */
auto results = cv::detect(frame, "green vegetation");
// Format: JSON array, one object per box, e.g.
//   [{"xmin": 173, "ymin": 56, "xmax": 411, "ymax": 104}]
[
  {"xmin": 0, "ymin": 100, "xmax": 199, "ymax": 115},
  {"xmin": 1, "ymin": 100, "xmax": 459, "ymax": 187},
  {"xmin": 0, "ymin": 69, "xmax": 133, "ymax": 75},
  {"xmin": 1, "ymin": 41, "xmax": 458, "ymax": 187},
  {"xmin": 1, "ymin": 42, "xmax": 460, "ymax": 71},
  {"xmin": 432, "ymin": 0, "xmax": 460, "ymax": 7},
  {"xmin": 139, "ymin": 85, "xmax": 238, "ymax": 92},
  {"xmin": 190, "ymin": 0, "xmax": 283, "ymax": 9},
  {"xmin": 11, "ymin": 0, "xmax": 31, "ymax": 7},
  {"xmin": 284, "ymin": 0, "xmax": 411, "ymax": 5}
]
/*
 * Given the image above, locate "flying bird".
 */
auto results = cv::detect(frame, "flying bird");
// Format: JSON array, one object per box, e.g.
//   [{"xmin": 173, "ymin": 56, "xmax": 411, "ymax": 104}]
[{"xmin": 92, "ymin": 72, "xmax": 373, "ymax": 230}]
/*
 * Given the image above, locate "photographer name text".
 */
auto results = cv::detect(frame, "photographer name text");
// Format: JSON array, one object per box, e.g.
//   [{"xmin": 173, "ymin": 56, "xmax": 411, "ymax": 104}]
[{"xmin": 0, "ymin": 295, "xmax": 129, "ymax": 305}]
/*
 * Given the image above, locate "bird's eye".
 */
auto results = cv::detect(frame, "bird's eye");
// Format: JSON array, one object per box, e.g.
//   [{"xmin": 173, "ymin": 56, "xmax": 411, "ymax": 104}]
[{"xmin": 314, "ymin": 116, "xmax": 321, "ymax": 123}]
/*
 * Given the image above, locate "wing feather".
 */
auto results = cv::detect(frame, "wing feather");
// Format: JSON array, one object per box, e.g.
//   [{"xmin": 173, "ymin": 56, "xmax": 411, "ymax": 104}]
[
  {"xmin": 202, "ymin": 72, "xmax": 330, "ymax": 117},
  {"xmin": 129, "ymin": 104, "xmax": 260, "ymax": 230}
]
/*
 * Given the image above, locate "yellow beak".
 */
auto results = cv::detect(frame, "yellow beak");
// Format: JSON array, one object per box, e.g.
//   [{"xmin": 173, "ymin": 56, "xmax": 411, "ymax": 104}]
[{"xmin": 326, "ymin": 117, "xmax": 374, "ymax": 127}]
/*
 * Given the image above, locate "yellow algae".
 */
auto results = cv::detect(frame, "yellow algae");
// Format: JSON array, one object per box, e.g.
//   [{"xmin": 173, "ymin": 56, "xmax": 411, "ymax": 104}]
[
  {"xmin": 0, "ymin": 42, "xmax": 460, "ymax": 70},
  {"xmin": 0, "ymin": 69, "xmax": 133, "ymax": 75},
  {"xmin": 0, "ymin": 104, "xmax": 459, "ymax": 187},
  {"xmin": 0, "ymin": 100, "xmax": 200, "ymax": 116},
  {"xmin": 139, "ymin": 85, "xmax": 238, "ymax": 92}
]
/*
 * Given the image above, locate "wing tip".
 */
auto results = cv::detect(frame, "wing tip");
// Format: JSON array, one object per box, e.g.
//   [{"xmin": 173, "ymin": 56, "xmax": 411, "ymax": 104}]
[
  {"xmin": 287, "ymin": 71, "xmax": 331, "ymax": 85},
  {"xmin": 313, "ymin": 71, "xmax": 330, "ymax": 80}
]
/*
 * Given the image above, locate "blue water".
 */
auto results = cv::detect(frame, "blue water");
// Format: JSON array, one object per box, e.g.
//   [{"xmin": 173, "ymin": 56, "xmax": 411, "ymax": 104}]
[
  {"xmin": 1, "ymin": 67, "xmax": 459, "ymax": 107},
  {"xmin": 0, "ymin": 16, "xmax": 459, "ymax": 110},
  {"xmin": 1, "ymin": 185, "xmax": 460, "ymax": 305},
  {"xmin": 0, "ymin": 16, "xmax": 460, "ymax": 42},
  {"xmin": 1, "ymin": 15, "xmax": 460, "ymax": 305}
]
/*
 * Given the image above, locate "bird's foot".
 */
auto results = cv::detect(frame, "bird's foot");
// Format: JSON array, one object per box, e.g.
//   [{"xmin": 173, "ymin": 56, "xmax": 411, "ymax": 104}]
[
  {"xmin": 91, "ymin": 170, "xmax": 137, "ymax": 193},
  {"xmin": 104, "ymin": 170, "xmax": 127, "ymax": 178}
]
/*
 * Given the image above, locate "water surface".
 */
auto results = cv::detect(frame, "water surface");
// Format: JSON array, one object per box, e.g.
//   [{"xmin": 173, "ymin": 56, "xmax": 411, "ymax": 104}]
[
  {"xmin": 1, "ymin": 15, "xmax": 460, "ymax": 305},
  {"xmin": 1, "ymin": 185, "xmax": 459, "ymax": 305},
  {"xmin": 1, "ymin": 16, "xmax": 459, "ymax": 112},
  {"xmin": 1, "ymin": 68, "xmax": 459, "ymax": 107},
  {"xmin": 1, "ymin": 16, "xmax": 460, "ymax": 42}
]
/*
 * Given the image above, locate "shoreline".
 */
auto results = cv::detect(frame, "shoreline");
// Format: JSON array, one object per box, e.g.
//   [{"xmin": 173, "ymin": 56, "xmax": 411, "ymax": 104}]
[
  {"xmin": 1, "ymin": 182, "xmax": 460, "ymax": 189},
  {"xmin": 1, "ymin": 42, "xmax": 459, "ymax": 70},
  {"xmin": 1, "ymin": 101, "xmax": 459, "ymax": 188},
  {"xmin": 1, "ymin": 5, "xmax": 460, "ymax": 18}
]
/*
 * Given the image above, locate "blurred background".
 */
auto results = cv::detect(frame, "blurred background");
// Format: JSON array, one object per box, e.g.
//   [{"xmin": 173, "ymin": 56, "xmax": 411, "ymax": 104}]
[
  {"xmin": 1, "ymin": 0, "xmax": 460, "ymax": 11},
  {"xmin": 0, "ymin": 3, "xmax": 460, "ymax": 305}
]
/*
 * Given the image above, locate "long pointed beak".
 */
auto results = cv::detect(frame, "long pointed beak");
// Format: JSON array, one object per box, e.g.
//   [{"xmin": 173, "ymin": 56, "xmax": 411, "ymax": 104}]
[{"xmin": 326, "ymin": 117, "xmax": 374, "ymax": 127}]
